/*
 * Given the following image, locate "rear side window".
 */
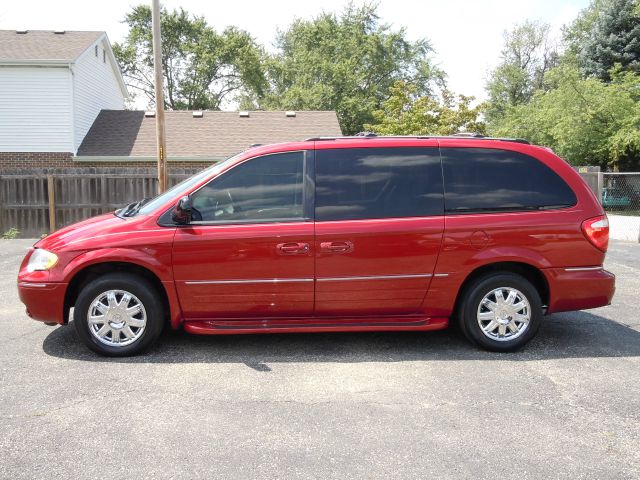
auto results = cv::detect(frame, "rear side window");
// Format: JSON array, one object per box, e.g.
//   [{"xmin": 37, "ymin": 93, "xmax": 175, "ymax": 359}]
[
  {"xmin": 315, "ymin": 147, "xmax": 443, "ymax": 221},
  {"xmin": 441, "ymin": 148, "xmax": 576, "ymax": 213}
]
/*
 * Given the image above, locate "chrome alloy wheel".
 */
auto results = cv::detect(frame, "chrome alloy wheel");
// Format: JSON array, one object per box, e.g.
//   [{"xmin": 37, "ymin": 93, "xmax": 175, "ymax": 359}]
[
  {"xmin": 476, "ymin": 287, "xmax": 531, "ymax": 342},
  {"xmin": 87, "ymin": 290, "xmax": 147, "ymax": 347}
]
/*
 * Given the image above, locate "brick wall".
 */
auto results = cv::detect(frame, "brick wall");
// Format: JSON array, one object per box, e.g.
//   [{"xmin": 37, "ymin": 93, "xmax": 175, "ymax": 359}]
[
  {"xmin": 76, "ymin": 160, "xmax": 211, "ymax": 169},
  {"xmin": 0, "ymin": 152, "xmax": 211, "ymax": 172},
  {"xmin": 0, "ymin": 152, "xmax": 74, "ymax": 170}
]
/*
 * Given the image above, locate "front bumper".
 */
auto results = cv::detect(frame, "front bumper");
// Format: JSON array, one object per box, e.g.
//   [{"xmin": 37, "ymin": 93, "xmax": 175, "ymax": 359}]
[
  {"xmin": 18, "ymin": 282, "xmax": 67, "ymax": 325},
  {"xmin": 544, "ymin": 267, "xmax": 615, "ymax": 314}
]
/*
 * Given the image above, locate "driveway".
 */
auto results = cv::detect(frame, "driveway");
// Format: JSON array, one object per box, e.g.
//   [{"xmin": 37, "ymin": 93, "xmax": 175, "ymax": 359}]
[{"xmin": 1, "ymin": 239, "xmax": 639, "ymax": 479}]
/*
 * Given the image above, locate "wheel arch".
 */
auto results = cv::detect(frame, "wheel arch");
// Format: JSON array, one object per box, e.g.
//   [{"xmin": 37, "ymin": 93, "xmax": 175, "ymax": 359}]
[
  {"xmin": 454, "ymin": 261, "xmax": 550, "ymax": 315},
  {"xmin": 64, "ymin": 261, "xmax": 170, "ymax": 325}
]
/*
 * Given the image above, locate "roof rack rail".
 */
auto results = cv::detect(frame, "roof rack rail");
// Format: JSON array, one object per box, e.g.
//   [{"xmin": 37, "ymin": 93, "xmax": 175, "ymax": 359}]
[
  {"xmin": 354, "ymin": 131, "xmax": 377, "ymax": 137},
  {"xmin": 304, "ymin": 134, "xmax": 530, "ymax": 144},
  {"xmin": 452, "ymin": 132, "xmax": 484, "ymax": 138},
  {"xmin": 450, "ymin": 132, "xmax": 530, "ymax": 144}
]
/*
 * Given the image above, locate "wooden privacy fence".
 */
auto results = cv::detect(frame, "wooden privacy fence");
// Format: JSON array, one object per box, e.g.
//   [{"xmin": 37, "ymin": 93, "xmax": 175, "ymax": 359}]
[
  {"xmin": 1, "ymin": 165, "xmax": 618, "ymax": 238},
  {"xmin": 0, "ymin": 168, "xmax": 200, "ymax": 238}
]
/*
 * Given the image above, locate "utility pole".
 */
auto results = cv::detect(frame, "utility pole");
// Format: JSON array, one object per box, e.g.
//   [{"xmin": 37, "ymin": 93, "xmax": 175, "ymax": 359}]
[{"xmin": 151, "ymin": 0, "xmax": 168, "ymax": 193}]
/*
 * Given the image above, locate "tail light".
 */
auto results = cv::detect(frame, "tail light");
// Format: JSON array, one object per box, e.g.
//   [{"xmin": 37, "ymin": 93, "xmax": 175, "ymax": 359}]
[{"xmin": 581, "ymin": 215, "xmax": 609, "ymax": 252}]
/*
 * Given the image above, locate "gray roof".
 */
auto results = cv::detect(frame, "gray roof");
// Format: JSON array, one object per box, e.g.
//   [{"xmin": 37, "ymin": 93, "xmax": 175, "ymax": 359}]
[
  {"xmin": 0, "ymin": 30, "xmax": 103, "ymax": 62},
  {"xmin": 77, "ymin": 110, "xmax": 343, "ymax": 158}
]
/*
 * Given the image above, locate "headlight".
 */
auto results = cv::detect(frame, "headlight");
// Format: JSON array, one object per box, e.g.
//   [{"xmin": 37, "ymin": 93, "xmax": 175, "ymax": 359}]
[{"xmin": 27, "ymin": 249, "xmax": 59, "ymax": 272}]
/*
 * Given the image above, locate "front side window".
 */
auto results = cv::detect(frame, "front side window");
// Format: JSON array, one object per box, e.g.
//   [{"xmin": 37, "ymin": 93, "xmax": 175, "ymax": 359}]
[
  {"xmin": 315, "ymin": 147, "xmax": 444, "ymax": 221},
  {"xmin": 137, "ymin": 153, "xmax": 243, "ymax": 217},
  {"xmin": 190, "ymin": 151, "xmax": 306, "ymax": 223},
  {"xmin": 441, "ymin": 148, "xmax": 577, "ymax": 213}
]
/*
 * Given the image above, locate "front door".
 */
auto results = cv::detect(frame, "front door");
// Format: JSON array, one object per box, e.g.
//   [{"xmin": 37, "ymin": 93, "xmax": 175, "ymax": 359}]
[
  {"xmin": 313, "ymin": 145, "xmax": 445, "ymax": 316},
  {"xmin": 172, "ymin": 150, "xmax": 314, "ymax": 319}
]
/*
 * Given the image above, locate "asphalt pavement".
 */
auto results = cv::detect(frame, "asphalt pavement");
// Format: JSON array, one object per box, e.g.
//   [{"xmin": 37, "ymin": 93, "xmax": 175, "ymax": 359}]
[{"xmin": 1, "ymin": 239, "xmax": 639, "ymax": 479}]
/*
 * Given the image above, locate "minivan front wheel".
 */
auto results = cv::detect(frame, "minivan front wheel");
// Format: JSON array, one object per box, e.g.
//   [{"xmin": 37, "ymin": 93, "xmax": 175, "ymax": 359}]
[
  {"xmin": 458, "ymin": 273, "xmax": 542, "ymax": 352},
  {"xmin": 73, "ymin": 273, "xmax": 164, "ymax": 356}
]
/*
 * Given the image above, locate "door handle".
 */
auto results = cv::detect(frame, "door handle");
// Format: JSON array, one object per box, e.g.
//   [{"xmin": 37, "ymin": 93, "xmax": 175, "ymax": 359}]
[
  {"xmin": 277, "ymin": 242, "xmax": 310, "ymax": 255},
  {"xmin": 320, "ymin": 241, "xmax": 354, "ymax": 254}
]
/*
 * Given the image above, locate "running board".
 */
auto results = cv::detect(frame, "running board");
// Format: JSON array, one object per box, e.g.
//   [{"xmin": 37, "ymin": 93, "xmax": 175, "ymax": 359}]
[{"xmin": 183, "ymin": 316, "xmax": 449, "ymax": 335}]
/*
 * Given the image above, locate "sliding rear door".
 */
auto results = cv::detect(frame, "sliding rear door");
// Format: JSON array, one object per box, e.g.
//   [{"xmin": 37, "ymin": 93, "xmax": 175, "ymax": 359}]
[{"xmin": 313, "ymin": 145, "xmax": 445, "ymax": 316}]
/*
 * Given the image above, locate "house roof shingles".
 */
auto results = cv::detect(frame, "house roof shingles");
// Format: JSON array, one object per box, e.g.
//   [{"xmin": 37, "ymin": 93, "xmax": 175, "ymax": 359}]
[
  {"xmin": 77, "ymin": 110, "xmax": 343, "ymax": 158},
  {"xmin": 0, "ymin": 30, "xmax": 103, "ymax": 62}
]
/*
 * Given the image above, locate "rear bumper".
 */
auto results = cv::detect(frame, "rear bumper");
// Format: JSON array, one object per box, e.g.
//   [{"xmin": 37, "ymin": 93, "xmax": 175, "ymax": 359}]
[
  {"xmin": 18, "ymin": 282, "xmax": 67, "ymax": 325},
  {"xmin": 544, "ymin": 267, "xmax": 615, "ymax": 314}
]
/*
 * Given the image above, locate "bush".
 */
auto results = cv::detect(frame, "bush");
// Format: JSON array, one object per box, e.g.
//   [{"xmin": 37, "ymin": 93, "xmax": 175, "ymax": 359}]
[{"xmin": 1, "ymin": 228, "xmax": 20, "ymax": 239}]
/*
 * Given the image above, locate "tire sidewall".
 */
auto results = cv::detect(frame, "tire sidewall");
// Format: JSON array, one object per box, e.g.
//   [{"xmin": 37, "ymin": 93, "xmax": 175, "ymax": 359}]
[
  {"xmin": 74, "ymin": 273, "xmax": 164, "ymax": 356},
  {"xmin": 460, "ymin": 273, "xmax": 542, "ymax": 352}
]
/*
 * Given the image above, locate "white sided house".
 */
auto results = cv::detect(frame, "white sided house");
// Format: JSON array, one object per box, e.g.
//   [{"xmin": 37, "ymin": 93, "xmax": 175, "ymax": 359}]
[
  {"xmin": 0, "ymin": 30, "xmax": 126, "ymax": 155},
  {"xmin": 0, "ymin": 29, "xmax": 342, "ymax": 174}
]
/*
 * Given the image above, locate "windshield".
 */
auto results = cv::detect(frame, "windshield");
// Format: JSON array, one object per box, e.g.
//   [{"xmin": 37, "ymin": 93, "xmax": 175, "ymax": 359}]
[{"xmin": 133, "ymin": 153, "xmax": 242, "ymax": 216}]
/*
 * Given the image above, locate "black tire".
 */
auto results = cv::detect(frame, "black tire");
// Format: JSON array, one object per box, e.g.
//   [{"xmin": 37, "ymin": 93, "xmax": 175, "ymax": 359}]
[
  {"xmin": 457, "ymin": 273, "xmax": 542, "ymax": 352},
  {"xmin": 73, "ymin": 273, "xmax": 164, "ymax": 356}
]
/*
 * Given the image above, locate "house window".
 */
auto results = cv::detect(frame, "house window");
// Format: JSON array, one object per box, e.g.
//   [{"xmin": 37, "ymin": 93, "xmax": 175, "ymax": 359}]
[
  {"xmin": 103, "ymin": 49, "xmax": 106, "ymax": 63},
  {"xmin": 95, "ymin": 45, "xmax": 98, "ymax": 57}
]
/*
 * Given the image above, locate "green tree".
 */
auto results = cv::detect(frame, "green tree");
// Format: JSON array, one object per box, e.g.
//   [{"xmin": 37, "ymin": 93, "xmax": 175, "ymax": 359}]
[
  {"xmin": 113, "ymin": 5, "xmax": 266, "ymax": 110},
  {"xmin": 489, "ymin": 65, "xmax": 640, "ymax": 170},
  {"xmin": 257, "ymin": 3, "xmax": 443, "ymax": 134},
  {"xmin": 365, "ymin": 82, "xmax": 485, "ymax": 136},
  {"xmin": 576, "ymin": 0, "xmax": 640, "ymax": 80},
  {"xmin": 562, "ymin": 0, "xmax": 606, "ymax": 59},
  {"xmin": 485, "ymin": 21, "xmax": 558, "ymax": 123}
]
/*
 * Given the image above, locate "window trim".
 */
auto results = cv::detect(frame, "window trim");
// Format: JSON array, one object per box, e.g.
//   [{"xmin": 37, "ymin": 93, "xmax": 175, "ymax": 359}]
[
  {"xmin": 159, "ymin": 150, "xmax": 313, "ymax": 227},
  {"xmin": 444, "ymin": 204, "xmax": 576, "ymax": 215},
  {"xmin": 188, "ymin": 217, "xmax": 309, "ymax": 226}
]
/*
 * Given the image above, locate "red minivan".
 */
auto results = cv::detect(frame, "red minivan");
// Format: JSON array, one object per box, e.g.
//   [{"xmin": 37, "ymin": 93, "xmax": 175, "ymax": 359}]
[{"xmin": 18, "ymin": 136, "xmax": 615, "ymax": 356}]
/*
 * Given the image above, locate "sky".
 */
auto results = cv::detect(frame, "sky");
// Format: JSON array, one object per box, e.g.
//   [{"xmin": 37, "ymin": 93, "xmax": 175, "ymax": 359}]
[{"xmin": 0, "ymin": 0, "xmax": 590, "ymax": 104}]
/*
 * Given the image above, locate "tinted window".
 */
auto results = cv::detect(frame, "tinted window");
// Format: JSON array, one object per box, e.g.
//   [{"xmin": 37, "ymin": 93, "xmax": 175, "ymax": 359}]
[
  {"xmin": 137, "ymin": 153, "xmax": 242, "ymax": 216},
  {"xmin": 191, "ymin": 151, "xmax": 305, "ymax": 223},
  {"xmin": 315, "ymin": 147, "xmax": 443, "ymax": 221},
  {"xmin": 441, "ymin": 148, "xmax": 576, "ymax": 213}
]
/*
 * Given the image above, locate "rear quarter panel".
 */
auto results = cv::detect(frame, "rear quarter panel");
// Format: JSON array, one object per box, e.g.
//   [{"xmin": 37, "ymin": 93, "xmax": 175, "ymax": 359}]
[{"xmin": 424, "ymin": 140, "xmax": 607, "ymax": 317}]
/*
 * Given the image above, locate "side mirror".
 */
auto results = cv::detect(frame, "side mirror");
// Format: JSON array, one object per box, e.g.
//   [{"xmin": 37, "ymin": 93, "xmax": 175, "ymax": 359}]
[{"xmin": 172, "ymin": 195, "xmax": 193, "ymax": 224}]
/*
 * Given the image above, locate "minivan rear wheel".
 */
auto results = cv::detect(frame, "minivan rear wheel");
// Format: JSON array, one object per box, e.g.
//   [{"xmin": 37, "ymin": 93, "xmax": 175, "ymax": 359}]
[
  {"xmin": 73, "ymin": 273, "xmax": 164, "ymax": 356},
  {"xmin": 458, "ymin": 273, "xmax": 542, "ymax": 352}
]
